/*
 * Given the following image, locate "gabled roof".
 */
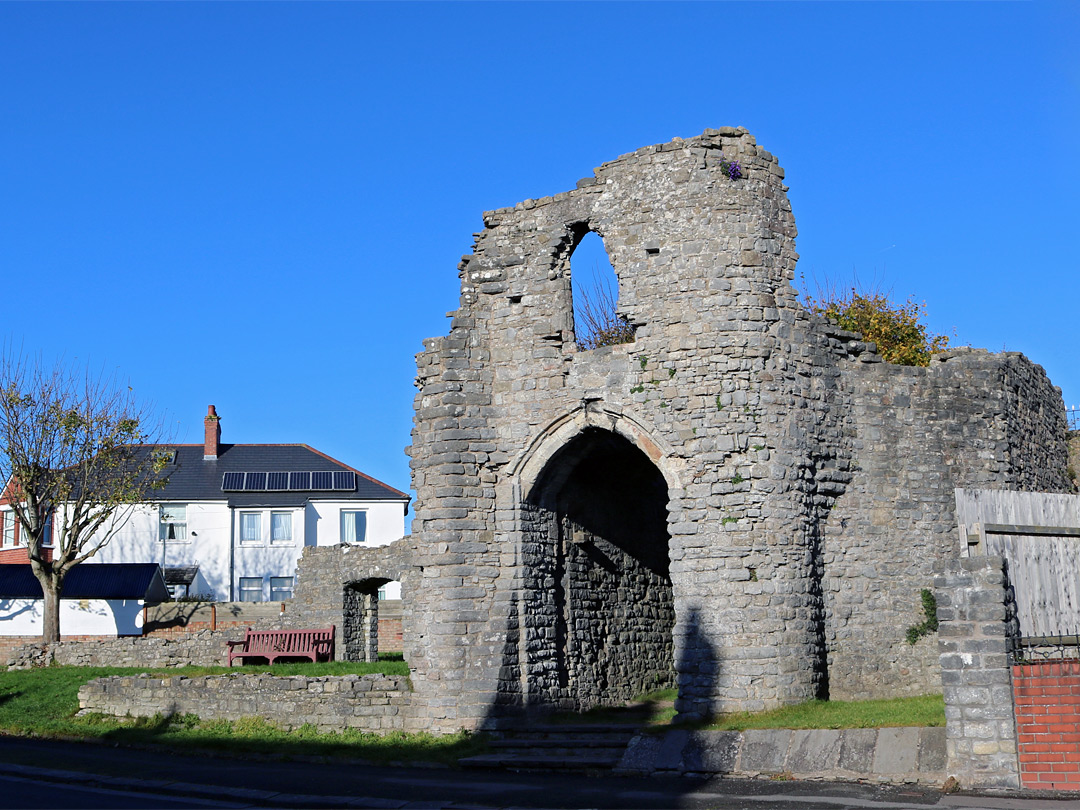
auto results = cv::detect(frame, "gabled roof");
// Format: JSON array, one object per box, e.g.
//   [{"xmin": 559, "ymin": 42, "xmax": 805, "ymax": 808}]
[
  {"xmin": 150, "ymin": 444, "xmax": 410, "ymax": 509},
  {"xmin": 0, "ymin": 563, "xmax": 169, "ymax": 601}
]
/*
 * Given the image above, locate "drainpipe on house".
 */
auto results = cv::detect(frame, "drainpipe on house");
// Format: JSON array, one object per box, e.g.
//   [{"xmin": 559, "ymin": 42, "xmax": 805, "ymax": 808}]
[{"xmin": 229, "ymin": 508, "xmax": 235, "ymax": 602}]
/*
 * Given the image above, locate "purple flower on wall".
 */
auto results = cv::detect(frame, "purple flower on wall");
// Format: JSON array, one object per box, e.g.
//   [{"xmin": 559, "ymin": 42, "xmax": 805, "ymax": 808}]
[{"xmin": 719, "ymin": 156, "xmax": 743, "ymax": 181}]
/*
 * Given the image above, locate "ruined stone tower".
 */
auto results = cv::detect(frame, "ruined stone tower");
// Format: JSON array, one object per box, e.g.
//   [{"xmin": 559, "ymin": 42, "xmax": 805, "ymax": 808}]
[{"xmin": 400, "ymin": 128, "xmax": 1069, "ymax": 731}]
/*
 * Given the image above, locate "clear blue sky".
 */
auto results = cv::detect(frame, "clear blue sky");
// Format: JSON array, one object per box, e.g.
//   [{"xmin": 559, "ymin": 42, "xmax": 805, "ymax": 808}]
[{"xmin": 2, "ymin": 2, "xmax": 1077, "ymax": 510}]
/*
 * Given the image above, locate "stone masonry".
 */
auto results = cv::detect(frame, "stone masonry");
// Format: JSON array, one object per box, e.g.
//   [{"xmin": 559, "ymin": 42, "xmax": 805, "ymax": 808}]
[
  {"xmin": 398, "ymin": 127, "xmax": 1069, "ymax": 732},
  {"xmin": 934, "ymin": 556, "xmax": 1020, "ymax": 789},
  {"xmin": 78, "ymin": 673, "xmax": 410, "ymax": 734}
]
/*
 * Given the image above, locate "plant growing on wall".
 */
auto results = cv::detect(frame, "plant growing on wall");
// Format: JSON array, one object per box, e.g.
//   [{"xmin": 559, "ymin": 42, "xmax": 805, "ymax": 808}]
[
  {"xmin": 905, "ymin": 589, "xmax": 939, "ymax": 645},
  {"xmin": 803, "ymin": 281, "xmax": 950, "ymax": 367},
  {"xmin": 575, "ymin": 269, "xmax": 636, "ymax": 350},
  {"xmin": 719, "ymin": 156, "xmax": 743, "ymax": 181}
]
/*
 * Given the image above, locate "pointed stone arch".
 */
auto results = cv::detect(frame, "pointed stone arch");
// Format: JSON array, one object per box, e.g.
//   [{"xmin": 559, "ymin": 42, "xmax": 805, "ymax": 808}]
[{"xmin": 503, "ymin": 406, "xmax": 683, "ymax": 710}]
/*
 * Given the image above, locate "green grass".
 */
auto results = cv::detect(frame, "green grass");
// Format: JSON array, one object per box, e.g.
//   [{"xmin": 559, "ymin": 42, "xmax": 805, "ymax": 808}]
[
  {"xmin": 702, "ymin": 694, "xmax": 945, "ymax": 731},
  {"xmin": 547, "ymin": 690, "xmax": 944, "ymax": 732},
  {"xmin": 0, "ymin": 661, "xmax": 485, "ymax": 766}
]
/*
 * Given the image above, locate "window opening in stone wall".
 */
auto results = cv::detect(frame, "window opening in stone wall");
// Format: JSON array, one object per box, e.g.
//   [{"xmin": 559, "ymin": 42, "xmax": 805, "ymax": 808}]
[
  {"xmin": 569, "ymin": 231, "xmax": 635, "ymax": 350},
  {"xmin": 521, "ymin": 428, "xmax": 674, "ymax": 710}
]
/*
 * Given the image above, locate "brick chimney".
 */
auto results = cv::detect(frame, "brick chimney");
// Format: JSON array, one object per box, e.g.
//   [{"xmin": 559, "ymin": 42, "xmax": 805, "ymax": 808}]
[{"xmin": 204, "ymin": 405, "xmax": 221, "ymax": 459}]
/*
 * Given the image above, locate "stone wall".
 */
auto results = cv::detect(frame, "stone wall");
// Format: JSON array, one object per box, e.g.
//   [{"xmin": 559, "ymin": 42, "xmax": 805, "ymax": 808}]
[
  {"xmin": 78, "ymin": 673, "xmax": 411, "ymax": 734},
  {"xmin": 823, "ymin": 349, "xmax": 1069, "ymax": 700},
  {"xmin": 934, "ymin": 555, "xmax": 1019, "ymax": 789},
  {"xmin": 401, "ymin": 127, "xmax": 1070, "ymax": 731},
  {"xmin": 7, "ymin": 629, "xmax": 243, "ymax": 669},
  {"xmin": 289, "ymin": 540, "xmax": 415, "ymax": 662}
]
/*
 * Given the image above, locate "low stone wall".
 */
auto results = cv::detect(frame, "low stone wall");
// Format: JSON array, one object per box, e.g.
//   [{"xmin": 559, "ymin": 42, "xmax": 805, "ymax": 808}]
[
  {"xmin": 78, "ymin": 673, "xmax": 411, "ymax": 734},
  {"xmin": 616, "ymin": 727, "xmax": 946, "ymax": 785},
  {"xmin": 7, "ymin": 629, "xmax": 242, "ymax": 669}
]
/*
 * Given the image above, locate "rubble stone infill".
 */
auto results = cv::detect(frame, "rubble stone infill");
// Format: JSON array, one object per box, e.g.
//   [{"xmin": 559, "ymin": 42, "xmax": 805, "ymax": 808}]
[
  {"xmin": 6, "ymin": 629, "xmax": 251, "ymax": 670},
  {"xmin": 77, "ymin": 672, "xmax": 412, "ymax": 734}
]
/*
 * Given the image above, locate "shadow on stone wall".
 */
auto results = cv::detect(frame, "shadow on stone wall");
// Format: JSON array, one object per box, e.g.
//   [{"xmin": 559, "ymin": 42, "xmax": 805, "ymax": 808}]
[{"xmin": 675, "ymin": 607, "xmax": 721, "ymax": 722}]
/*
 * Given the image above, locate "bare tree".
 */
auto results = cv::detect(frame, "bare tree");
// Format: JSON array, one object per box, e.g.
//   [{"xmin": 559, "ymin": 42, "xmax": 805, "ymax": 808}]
[{"xmin": 0, "ymin": 353, "xmax": 171, "ymax": 641}]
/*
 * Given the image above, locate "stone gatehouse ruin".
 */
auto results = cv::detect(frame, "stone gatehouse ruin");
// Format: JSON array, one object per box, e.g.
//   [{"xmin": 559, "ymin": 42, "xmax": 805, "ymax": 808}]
[{"xmin": 302, "ymin": 127, "xmax": 1069, "ymax": 733}]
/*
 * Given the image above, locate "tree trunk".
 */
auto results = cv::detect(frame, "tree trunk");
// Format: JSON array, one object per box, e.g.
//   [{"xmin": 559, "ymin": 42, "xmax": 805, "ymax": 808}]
[{"xmin": 41, "ymin": 582, "xmax": 61, "ymax": 643}]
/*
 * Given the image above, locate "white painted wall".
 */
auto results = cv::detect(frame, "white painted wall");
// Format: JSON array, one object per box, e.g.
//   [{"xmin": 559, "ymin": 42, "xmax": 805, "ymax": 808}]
[
  {"xmin": 89, "ymin": 498, "xmax": 406, "ymax": 602},
  {"xmin": 0, "ymin": 597, "xmax": 144, "ymax": 636}
]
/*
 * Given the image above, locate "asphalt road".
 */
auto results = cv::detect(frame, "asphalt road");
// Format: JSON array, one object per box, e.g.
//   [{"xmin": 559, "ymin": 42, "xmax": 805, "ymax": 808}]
[{"xmin": 1, "ymin": 736, "xmax": 1078, "ymax": 810}]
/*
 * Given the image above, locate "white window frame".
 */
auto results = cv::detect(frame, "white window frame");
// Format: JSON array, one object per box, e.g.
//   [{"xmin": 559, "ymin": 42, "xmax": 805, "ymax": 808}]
[
  {"xmin": 270, "ymin": 576, "xmax": 294, "ymax": 601},
  {"xmin": 1, "ymin": 510, "xmax": 15, "ymax": 548},
  {"xmin": 238, "ymin": 577, "xmax": 263, "ymax": 602},
  {"xmin": 159, "ymin": 505, "xmax": 189, "ymax": 543},
  {"xmin": 340, "ymin": 510, "xmax": 367, "ymax": 544},
  {"xmin": 239, "ymin": 512, "xmax": 263, "ymax": 546},
  {"xmin": 270, "ymin": 511, "xmax": 293, "ymax": 546}
]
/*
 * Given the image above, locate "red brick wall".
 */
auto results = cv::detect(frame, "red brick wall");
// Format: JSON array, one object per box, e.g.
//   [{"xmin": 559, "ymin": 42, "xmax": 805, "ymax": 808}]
[
  {"xmin": 1014, "ymin": 660, "xmax": 1080, "ymax": 790},
  {"xmin": 142, "ymin": 619, "xmax": 251, "ymax": 638},
  {"xmin": 0, "ymin": 547, "xmax": 52, "ymax": 564},
  {"xmin": 378, "ymin": 617, "xmax": 403, "ymax": 653}
]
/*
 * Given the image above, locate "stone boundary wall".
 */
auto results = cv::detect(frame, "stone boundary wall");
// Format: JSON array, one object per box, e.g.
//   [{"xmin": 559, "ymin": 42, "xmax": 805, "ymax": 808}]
[
  {"xmin": 78, "ymin": 673, "xmax": 411, "ymax": 734},
  {"xmin": 934, "ymin": 555, "xmax": 1020, "ymax": 789},
  {"xmin": 616, "ymin": 726, "xmax": 946, "ymax": 785},
  {"xmin": 6, "ymin": 628, "xmax": 251, "ymax": 669}
]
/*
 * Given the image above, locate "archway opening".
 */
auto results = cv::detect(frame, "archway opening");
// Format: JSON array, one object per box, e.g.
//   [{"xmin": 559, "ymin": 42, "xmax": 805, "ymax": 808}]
[
  {"xmin": 522, "ymin": 427, "xmax": 674, "ymax": 709},
  {"xmin": 343, "ymin": 577, "xmax": 391, "ymax": 662},
  {"xmin": 569, "ymin": 230, "xmax": 634, "ymax": 350}
]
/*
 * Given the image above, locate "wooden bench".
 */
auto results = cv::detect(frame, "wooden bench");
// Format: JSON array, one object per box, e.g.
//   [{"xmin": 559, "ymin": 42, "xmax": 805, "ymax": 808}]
[{"xmin": 227, "ymin": 626, "xmax": 335, "ymax": 666}]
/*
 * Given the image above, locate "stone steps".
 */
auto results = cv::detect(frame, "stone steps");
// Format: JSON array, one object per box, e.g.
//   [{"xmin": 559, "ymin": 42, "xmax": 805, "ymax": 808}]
[{"xmin": 460, "ymin": 724, "xmax": 638, "ymax": 773}]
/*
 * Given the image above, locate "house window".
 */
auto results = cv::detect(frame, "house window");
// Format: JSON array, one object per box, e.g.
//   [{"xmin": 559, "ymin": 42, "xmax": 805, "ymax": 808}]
[
  {"xmin": 270, "ymin": 576, "xmax": 294, "ymax": 601},
  {"xmin": 2, "ymin": 512, "xmax": 15, "ymax": 548},
  {"xmin": 340, "ymin": 510, "xmax": 367, "ymax": 544},
  {"xmin": 270, "ymin": 512, "xmax": 292, "ymax": 545},
  {"xmin": 240, "ymin": 512, "xmax": 261, "ymax": 545},
  {"xmin": 239, "ymin": 577, "xmax": 263, "ymax": 602},
  {"xmin": 159, "ymin": 505, "xmax": 188, "ymax": 541}
]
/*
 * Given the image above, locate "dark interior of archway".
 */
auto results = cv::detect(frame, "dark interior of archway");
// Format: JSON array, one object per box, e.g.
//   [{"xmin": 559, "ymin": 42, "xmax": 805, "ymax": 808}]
[
  {"xmin": 532, "ymin": 429, "xmax": 670, "ymax": 575},
  {"xmin": 523, "ymin": 428, "xmax": 675, "ymax": 709}
]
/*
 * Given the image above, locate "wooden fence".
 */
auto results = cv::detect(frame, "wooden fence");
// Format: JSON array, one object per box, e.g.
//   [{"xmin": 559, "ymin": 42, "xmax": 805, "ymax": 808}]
[{"xmin": 956, "ymin": 488, "xmax": 1080, "ymax": 640}]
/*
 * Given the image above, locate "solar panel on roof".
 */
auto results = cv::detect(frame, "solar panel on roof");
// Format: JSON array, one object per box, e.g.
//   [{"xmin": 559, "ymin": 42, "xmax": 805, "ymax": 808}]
[
  {"xmin": 222, "ymin": 472, "xmax": 245, "ymax": 491},
  {"xmin": 267, "ymin": 472, "xmax": 288, "ymax": 491},
  {"xmin": 333, "ymin": 471, "xmax": 355, "ymax": 491},
  {"xmin": 289, "ymin": 471, "xmax": 310, "ymax": 490},
  {"xmin": 311, "ymin": 471, "xmax": 333, "ymax": 490},
  {"xmin": 245, "ymin": 472, "xmax": 267, "ymax": 491}
]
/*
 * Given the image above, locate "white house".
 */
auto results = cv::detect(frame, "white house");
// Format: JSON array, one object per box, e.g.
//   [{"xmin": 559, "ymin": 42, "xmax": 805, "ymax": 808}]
[{"xmin": 83, "ymin": 405, "xmax": 410, "ymax": 602}]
